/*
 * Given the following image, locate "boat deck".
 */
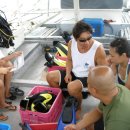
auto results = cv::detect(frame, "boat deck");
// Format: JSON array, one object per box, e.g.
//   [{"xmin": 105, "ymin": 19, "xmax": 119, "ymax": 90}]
[
  {"xmin": 3, "ymin": 87, "xmax": 99, "ymax": 130},
  {"xmin": 1, "ymin": 8, "xmax": 130, "ymax": 129}
]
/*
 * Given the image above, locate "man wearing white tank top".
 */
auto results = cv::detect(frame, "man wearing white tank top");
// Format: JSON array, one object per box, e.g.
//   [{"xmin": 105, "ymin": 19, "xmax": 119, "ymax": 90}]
[{"xmin": 46, "ymin": 20, "xmax": 108, "ymax": 119}]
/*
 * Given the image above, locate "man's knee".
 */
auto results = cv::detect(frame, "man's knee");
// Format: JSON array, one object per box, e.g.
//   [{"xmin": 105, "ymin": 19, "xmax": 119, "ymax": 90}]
[
  {"xmin": 46, "ymin": 71, "xmax": 59, "ymax": 83},
  {"xmin": 46, "ymin": 72, "xmax": 54, "ymax": 82},
  {"xmin": 68, "ymin": 82, "xmax": 82, "ymax": 95}
]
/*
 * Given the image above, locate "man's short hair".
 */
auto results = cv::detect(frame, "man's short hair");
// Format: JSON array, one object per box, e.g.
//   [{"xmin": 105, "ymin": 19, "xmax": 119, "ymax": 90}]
[{"xmin": 72, "ymin": 20, "xmax": 93, "ymax": 40}]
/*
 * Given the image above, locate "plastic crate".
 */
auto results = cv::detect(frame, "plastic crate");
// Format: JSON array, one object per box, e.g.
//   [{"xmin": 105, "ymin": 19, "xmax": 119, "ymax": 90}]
[
  {"xmin": 19, "ymin": 86, "xmax": 62, "ymax": 124},
  {"xmin": 0, "ymin": 123, "xmax": 11, "ymax": 130},
  {"xmin": 30, "ymin": 123, "xmax": 57, "ymax": 130},
  {"xmin": 82, "ymin": 18, "xmax": 104, "ymax": 37}
]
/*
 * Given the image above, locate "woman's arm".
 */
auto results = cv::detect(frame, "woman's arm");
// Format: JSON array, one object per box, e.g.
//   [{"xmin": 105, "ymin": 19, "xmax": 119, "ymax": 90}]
[{"xmin": 1, "ymin": 51, "xmax": 22, "ymax": 62}]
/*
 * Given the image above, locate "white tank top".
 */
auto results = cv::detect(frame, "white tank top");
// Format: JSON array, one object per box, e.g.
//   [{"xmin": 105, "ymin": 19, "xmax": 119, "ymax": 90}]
[{"xmin": 71, "ymin": 38, "xmax": 101, "ymax": 77}]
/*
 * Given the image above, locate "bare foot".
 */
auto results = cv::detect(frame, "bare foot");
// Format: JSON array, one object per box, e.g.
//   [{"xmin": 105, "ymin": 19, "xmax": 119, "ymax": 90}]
[
  {"xmin": 5, "ymin": 93, "xmax": 11, "ymax": 98},
  {"xmin": 0, "ymin": 103, "xmax": 17, "ymax": 111},
  {"xmin": 0, "ymin": 102, "xmax": 11, "ymax": 108},
  {"xmin": 5, "ymin": 91, "xmax": 13, "ymax": 98}
]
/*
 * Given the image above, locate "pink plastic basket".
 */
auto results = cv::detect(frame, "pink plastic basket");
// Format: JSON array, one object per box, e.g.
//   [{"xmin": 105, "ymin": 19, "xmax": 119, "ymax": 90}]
[
  {"xmin": 48, "ymin": 66, "xmax": 65, "ymax": 72},
  {"xmin": 19, "ymin": 86, "xmax": 62, "ymax": 124},
  {"xmin": 30, "ymin": 123, "xmax": 57, "ymax": 130}
]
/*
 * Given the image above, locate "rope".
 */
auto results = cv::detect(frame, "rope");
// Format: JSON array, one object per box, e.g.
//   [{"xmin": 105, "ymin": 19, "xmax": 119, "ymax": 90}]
[{"xmin": 0, "ymin": 28, "xmax": 14, "ymax": 38}]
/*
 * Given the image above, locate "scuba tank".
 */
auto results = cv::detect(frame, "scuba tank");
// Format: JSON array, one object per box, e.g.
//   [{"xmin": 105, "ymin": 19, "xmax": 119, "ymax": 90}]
[
  {"xmin": 44, "ymin": 52, "xmax": 66, "ymax": 67},
  {"xmin": 54, "ymin": 42, "xmax": 68, "ymax": 57},
  {"xmin": 44, "ymin": 42, "xmax": 68, "ymax": 67}
]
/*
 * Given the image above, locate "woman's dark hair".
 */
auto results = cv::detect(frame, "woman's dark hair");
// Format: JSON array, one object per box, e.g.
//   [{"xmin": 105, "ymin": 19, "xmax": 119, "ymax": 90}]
[
  {"xmin": 72, "ymin": 20, "xmax": 93, "ymax": 40},
  {"xmin": 110, "ymin": 37, "xmax": 130, "ymax": 57}
]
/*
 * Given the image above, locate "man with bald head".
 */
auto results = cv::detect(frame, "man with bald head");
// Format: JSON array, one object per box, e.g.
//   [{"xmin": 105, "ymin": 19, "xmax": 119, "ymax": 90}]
[{"xmin": 64, "ymin": 66, "xmax": 130, "ymax": 130}]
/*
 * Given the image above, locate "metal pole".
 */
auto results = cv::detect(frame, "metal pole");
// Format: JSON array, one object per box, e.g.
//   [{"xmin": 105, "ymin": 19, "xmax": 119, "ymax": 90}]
[
  {"xmin": 48, "ymin": 0, "xmax": 50, "ymax": 17},
  {"xmin": 73, "ymin": 0, "xmax": 79, "ymax": 22}
]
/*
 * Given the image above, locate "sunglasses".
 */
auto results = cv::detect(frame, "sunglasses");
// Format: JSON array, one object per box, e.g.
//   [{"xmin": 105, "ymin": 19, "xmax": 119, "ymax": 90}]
[{"xmin": 79, "ymin": 36, "xmax": 92, "ymax": 43}]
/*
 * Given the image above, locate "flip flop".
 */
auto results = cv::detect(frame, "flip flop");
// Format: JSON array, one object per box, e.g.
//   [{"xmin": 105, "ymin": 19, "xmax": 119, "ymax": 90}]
[
  {"xmin": 5, "ymin": 101, "xmax": 12, "ymax": 105},
  {"xmin": 14, "ymin": 88, "xmax": 24, "ymax": 96},
  {"xmin": 6, "ymin": 93, "xmax": 17, "ymax": 100},
  {"xmin": 0, "ymin": 113, "xmax": 8, "ymax": 121},
  {"xmin": 4, "ymin": 104, "xmax": 17, "ymax": 111},
  {"xmin": 10, "ymin": 87, "xmax": 24, "ymax": 96}
]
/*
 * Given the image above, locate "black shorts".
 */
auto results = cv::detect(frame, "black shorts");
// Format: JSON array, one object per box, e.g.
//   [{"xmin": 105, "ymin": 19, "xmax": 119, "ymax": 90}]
[{"xmin": 59, "ymin": 70, "xmax": 88, "ymax": 89}]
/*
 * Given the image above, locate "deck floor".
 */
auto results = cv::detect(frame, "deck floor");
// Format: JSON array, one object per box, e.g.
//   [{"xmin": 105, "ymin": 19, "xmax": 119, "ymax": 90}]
[
  {"xmin": 1, "ymin": 87, "xmax": 31, "ymax": 130},
  {"xmin": 2, "ymin": 88, "xmax": 99, "ymax": 130}
]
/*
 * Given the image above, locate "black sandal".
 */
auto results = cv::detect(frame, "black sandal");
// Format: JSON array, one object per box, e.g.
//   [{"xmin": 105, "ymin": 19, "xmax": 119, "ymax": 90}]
[
  {"xmin": 10, "ymin": 87, "xmax": 24, "ymax": 96},
  {"xmin": 5, "ymin": 101, "xmax": 12, "ymax": 104},
  {"xmin": 6, "ymin": 93, "xmax": 17, "ymax": 100}
]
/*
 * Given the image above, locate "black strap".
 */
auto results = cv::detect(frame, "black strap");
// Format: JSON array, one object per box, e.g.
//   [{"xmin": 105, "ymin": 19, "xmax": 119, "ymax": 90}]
[
  {"xmin": 127, "ymin": 63, "xmax": 130, "ymax": 75},
  {"xmin": 117, "ymin": 63, "xmax": 130, "ymax": 86},
  {"xmin": 118, "ymin": 76, "xmax": 125, "ymax": 86}
]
